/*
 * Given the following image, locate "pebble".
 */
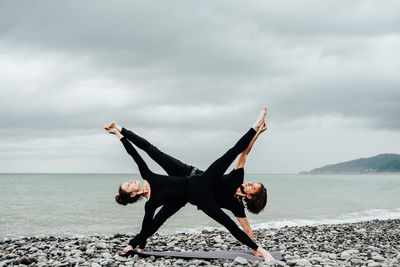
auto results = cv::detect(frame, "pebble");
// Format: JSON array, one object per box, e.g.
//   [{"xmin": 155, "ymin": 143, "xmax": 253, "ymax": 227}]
[
  {"xmin": 234, "ymin": 256, "xmax": 248, "ymax": 265},
  {"xmin": 95, "ymin": 242, "xmax": 108, "ymax": 249},
  {"xmin": 372, "ymin": 255, "xmax": 385, "ymax": 261},
  {"xmin": 0, "ymin": 219, "xmax": 399, "ymax": 266}
]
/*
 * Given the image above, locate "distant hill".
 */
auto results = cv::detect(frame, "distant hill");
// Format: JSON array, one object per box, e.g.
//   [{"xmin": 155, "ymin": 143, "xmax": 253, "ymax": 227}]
[{"xmin": 300, "ymin": 153, "xmax": 400, "ymax": 174}]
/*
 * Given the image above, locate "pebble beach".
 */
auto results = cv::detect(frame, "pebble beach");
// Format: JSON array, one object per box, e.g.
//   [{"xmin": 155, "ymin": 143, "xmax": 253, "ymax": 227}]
[{"xmin": 1, "ymin": 219, "xmax": 399, "ymax": 267}]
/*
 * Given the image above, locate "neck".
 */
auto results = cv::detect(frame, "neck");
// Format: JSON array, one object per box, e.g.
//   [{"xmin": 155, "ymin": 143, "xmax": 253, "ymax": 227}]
[
  {"xmin": 143, "ymin": 180, "xmax": 151, "ymax": 199},
  {"xmin": 234, "ymin": 187, "xmax": 243, "ymax": 197}
]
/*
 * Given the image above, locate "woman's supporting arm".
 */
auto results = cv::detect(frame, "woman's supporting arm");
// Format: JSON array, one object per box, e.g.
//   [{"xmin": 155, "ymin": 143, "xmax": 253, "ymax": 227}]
[
  {"xmin": 236, "ymin": 217, "xmax": 262, "ymax": 256},
  {"xmin": 128, "ymin": 203, "xmax": 156, "ymax": 249},
  {"xmin": 137, "ymin": 201, "xmax": 187, "ymax": 249},
  {"xmin": 236, "ymin": 217, "xmax": 254, "ymax": 240},
  {"xmin": 200, "ymin": 203, "xmax": 273, "ymax": 261}
]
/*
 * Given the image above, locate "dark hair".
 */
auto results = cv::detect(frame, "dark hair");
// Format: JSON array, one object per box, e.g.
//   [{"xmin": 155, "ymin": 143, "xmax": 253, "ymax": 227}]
[
  {"xmin": 115, "ymin": 184, "xmax": 143, "ymax": 206},
  {"xmin": 244, "ymin": 183, "xmax": 267, "ymax": 214}
]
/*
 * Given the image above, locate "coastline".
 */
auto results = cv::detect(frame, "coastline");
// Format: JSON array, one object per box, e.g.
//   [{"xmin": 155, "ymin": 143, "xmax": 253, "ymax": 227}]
[{"xmin": 1, "ymin": 219, "xmax": 399, "ymax": 266}]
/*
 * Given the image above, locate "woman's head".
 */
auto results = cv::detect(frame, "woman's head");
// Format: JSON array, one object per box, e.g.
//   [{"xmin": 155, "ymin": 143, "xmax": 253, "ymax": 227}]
[
  {"xmin": 242, "ymin": 182, "xmax": 267, "ymax": 214},
  {"xmin": 115, "ymin": 180, "xmax": 144, "ymax": 206}
]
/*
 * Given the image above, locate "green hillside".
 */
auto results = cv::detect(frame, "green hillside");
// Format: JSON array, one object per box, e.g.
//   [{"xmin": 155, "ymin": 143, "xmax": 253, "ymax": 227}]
[{"xmin": 301, "ymin": 153, "xmax": 400, "ymax": 174}]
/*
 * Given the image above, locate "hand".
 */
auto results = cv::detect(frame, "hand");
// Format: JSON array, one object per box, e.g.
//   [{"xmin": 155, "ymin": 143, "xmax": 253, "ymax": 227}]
[
  {"xmin": 257, "ymin": 247, "xmax": 275, "ymax": 262},
  {"xmin": 257, "ymin": 121, "xmax": 267, "ymax": 134},
  {"xmin": 137, "ymin": 248, "xmax": 144, "ymax": 253},
  {"xmin": 123, "ymin": 245, "xmax": 133, "ymax": 253},
  {"xmin": 252, "ymin": 249, "xmax": 263, "ymax": 257},
  {"xmin": 106, "ymin": 128, "xmax": 118, "ymax": 135}
]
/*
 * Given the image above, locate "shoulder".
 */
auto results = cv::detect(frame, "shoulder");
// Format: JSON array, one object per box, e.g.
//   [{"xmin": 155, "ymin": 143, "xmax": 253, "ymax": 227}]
[
  {"xmin": 231, "ymin": 199, "xmax": 246, "ymax": 218},
  {"xmin": 144, "ymin": 200, "xmax": 158, "ymax": 211},
  {"xmin": 232, "ymin": 168, "xmax": 244, "ymax": 175}
]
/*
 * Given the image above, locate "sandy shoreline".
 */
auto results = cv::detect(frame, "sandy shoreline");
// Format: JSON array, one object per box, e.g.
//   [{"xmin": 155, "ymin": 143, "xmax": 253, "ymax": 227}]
[{"xmin": 1, "ymin": 219, "xmax": 399, "ymax": 266}]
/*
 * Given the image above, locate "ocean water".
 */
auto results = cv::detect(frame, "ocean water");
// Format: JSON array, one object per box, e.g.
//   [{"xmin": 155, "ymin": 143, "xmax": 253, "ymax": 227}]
[{"xmin": 0, "ymin": 173, "xmax": 399, "ymax": 238}]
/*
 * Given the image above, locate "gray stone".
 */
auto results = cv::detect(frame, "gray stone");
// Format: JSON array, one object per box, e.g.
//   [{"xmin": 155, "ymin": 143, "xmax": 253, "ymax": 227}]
[
  {"xmin": 341, "ymin": 251, "xmax": 351, "ymax": 260},
  {"xmin": 95, "ymin": 242, "xmax": 107, "ymax": 249},
  {"xmin": 74, "ymin": 250, "xmax": 83, "ymax": 257},
  {"xmin": 346, "ymin": 249, "xmax": 360, "ymax": 254},
  {"xmin": 174, "ymin": 259, "xmax": 186, "ymax": 265},
  {"xmin": 166, "ymin": 241, "xmax": 175, "ymax": 247},
  {"xmin": 101, "ymin": 252, "xmax": 112, "ymax": 259},
  {"xmin": 28, "ymin": 247, "xmax": 38, "ymax": 253},
  {"xmin": 372, "ymin": 255, "xmax": 385, "ymax": 261},
  {"xmin": 213, "ymin": 236, "xmax": 224, "ymax": 243},
  {"xmin": 114, "ymin": 254, "xmax": 129, "ymax": 262},
  {"xmin": 6, "ymin": 253, "xmax": 16, "ymax": 259},
  {"xmin": 19, "ymin": 256, "xmax": 37, "ymax": 265},
  {"xmin": 275, "ymin": 260, "xmax": 286, "ymax": 266},
  {"xmin": 233, "ymin": 256, "xmax": 248, "ymax": 265},
  {"xmin": 85, "ymin": 248, "xmax": 95, "ymax": 256},
  {"xmin": 295, "ymin": 259, "xmax": 312, "ymax": 266}
]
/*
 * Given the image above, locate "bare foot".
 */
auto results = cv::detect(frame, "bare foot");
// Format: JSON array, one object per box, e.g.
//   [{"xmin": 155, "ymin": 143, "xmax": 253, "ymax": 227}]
[
  {"xmin": 104, "ymin": 121, "xmax": 116, "ymax": 130},
  {"xmin": 253, "ymin": 106, "xmax": 267, "ymax": 131},
  {"xmin": 104, "ymin": 121, "xmax": 122, "ymax": 132}
]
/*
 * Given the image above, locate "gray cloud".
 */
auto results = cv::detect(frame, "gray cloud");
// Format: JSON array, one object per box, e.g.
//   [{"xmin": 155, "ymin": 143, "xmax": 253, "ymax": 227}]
[{"xmin": 0, "ymin": 1, "xmax": 399, "ymax": 172}]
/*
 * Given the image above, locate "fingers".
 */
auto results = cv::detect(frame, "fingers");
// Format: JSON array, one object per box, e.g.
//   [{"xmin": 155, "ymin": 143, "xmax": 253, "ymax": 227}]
[{"xmin": 123, "ymin": 245, "xmax": 133, "ymax": 253}]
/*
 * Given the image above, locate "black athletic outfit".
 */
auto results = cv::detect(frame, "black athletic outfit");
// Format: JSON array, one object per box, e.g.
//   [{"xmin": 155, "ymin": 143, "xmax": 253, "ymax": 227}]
[
  {"xmin": 120, "ymin": 128, "xmax": 257, "ymax": 250},
  {"xmin": 121, "ymin": 127, "xmax": 246, "ymax": 218}
]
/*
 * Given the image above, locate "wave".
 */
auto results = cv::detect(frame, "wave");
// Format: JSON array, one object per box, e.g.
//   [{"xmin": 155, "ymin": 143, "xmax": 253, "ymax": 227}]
[
  {"xmin": 253, "ymin": 208, "xmax": 400, "ymax": 229},
  {"xmin": 172, "ymin": 208, "xmax": 400, "ymax": 234}
]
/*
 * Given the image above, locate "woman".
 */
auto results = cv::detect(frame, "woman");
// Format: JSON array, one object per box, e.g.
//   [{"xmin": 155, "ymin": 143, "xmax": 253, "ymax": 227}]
[
  {"xmin": 104, "ymin": 111, "xmax": 267, "ymax": 256},
  {"xmin": 107, "ymin": 109, "xmax": 273, "ymax": 261}
]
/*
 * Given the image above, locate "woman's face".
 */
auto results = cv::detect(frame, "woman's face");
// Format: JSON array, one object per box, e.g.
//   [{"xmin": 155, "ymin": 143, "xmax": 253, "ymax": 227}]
[
  {"xmin": 121, "ymin": 180, "xmax": 141, "ymax": 194},
  {"xmin": 241, "ymin": 182, "xmax": 262, "ymax": 195}
]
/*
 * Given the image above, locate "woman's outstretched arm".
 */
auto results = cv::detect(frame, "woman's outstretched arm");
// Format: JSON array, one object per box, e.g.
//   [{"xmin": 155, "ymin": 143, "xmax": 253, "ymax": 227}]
[
  {"xmin": 200, "ymin": 203, "xmax": 274, "ymax": 262},
  {"xmin": 234, "ymin": 121, "xmax": 267, "ymax": 170}
]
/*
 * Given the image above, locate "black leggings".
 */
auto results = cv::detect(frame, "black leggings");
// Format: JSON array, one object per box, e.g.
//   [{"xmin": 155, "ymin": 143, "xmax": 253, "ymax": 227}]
[
  {"xmin": 120, "ymin": 128, "xmax": 258, "ymax": 250},
  {"xmin": 121, "ymin": 128, "xmax": 199, "ymax": 176}
]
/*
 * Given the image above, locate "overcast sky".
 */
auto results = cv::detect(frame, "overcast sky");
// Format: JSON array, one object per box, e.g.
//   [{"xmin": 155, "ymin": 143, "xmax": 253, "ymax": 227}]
[{"xmin": 0, "ymin": 1, "xmax": 399, "ymax": 174}]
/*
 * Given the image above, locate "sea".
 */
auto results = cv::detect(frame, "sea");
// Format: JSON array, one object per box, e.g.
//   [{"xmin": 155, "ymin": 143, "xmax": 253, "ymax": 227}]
[{"xmin": 1, "ymin": 173, "xmax": 399, "ymax": 238}]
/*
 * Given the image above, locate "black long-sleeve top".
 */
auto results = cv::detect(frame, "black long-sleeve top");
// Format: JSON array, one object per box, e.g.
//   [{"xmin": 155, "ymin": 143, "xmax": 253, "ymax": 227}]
[{"xmin": 120, "ymin": 128, "xmax": 258, "ymax": 251}]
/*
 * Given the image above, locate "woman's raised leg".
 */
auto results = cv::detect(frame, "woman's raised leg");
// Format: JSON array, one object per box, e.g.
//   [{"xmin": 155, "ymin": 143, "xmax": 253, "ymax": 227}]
[
  {"xmin": 105, "ymin": 122, "xmax": 195, "ymax": 176},
  {"xmin": 201, "ymin": 107, "xmax": 266, "ymax": 180}
]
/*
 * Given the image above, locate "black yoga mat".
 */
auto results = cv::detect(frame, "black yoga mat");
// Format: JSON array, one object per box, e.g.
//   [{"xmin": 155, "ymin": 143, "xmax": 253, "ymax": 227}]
[{"xmin": 124, "ymin": 249, "xmax": 282, "ymax": 262}]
